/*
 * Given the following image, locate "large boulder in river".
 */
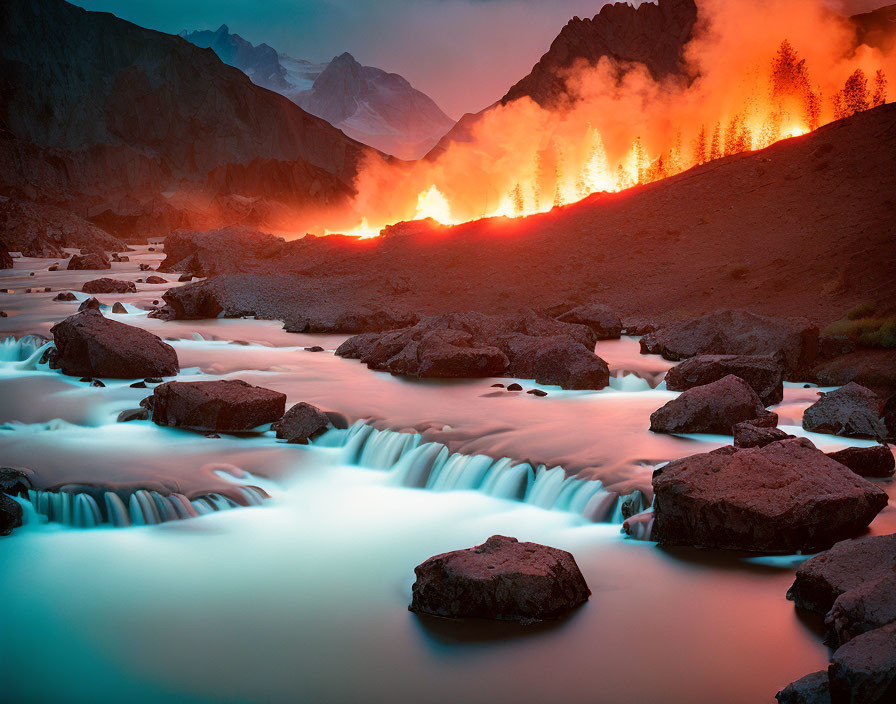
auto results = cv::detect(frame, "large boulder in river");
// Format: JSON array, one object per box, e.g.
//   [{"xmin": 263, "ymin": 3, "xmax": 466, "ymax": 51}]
[
  {"xmin": 409, "ymin": 535, "xmax": 590, "ymax": 623},
  {"xmin": 803, "ymin": 383, "xmax": 887, "ymax": 440},
  {"xmin": 82, "ymin": 278, "xmax": 136, "ymax": 294},
  {"xmin": 50, "ymin": 309, "xmax": 179, "ymax": 378},
  {"xmin": 640, "ymin": 310, "xmax": 818, "ymax": 379},
  {"xmin": 775, "ymin": 671, "xmax": 830, "ymax": 704},
  {"xmin": 67, "ymin": 252, "xmax": 110, "ymax": 270},
  {"xmin": 787, "ymin": 534, "xmax": 896, "ymax": 614},
  {"xmin": 650, "ymin": 375, "xmax": 767, "ymax": 435},
  {"xmin": 826, "ymin": 574, "xmax": 896, "ymax": 648},
  {"xmin": 652, "ymin": 438, "xmax": 888, "ymax": 553},
  {"xmin": 273, "ymin": 402, "xmax": 332, "ymax": 444},
  {"xmin": 828, "ymin": 621, "xmax": 896, "ymax": 704},
  {"xmin": 664, "ymin": 354, "xmax": 784, "ymax": 405},
  {"xmin": 826, "ymin": 446, "xmax": 895, "ymax": 478},
  {"xmin": 152, "ymin": 380, "xmax": 286, "ymax": 432},
  {"xmin": 555, "ymin": 303, "xmax": 622, "ymax": 339}
]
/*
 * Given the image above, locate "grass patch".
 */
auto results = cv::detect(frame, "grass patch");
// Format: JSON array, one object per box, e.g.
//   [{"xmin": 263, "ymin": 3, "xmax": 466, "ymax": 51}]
[{"xmin": 824, "ymin": 302, "xmax": 896, "ymax": 348}]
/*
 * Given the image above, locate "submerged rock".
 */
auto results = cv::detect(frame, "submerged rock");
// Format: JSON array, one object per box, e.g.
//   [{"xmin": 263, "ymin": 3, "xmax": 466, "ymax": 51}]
[
  {"xmin": 67, "ymin": 252, "xmax": 110, "ymax": 270},
  {"xmin": 827, "ymin": 574, "xmax": 896, "ymax": 648},
  {"xmin": 652, "ymin": 438, "xmax": 888, "ymax": 553},
  {"xmin": 803, "ymin": 383, "xmax": 886, "ymax": 440},
  {"xmin": 50, "ymin": 309, "xmax": 179, "ymax": 379},
  {"xmin": 117, "ymin": 408, "xmax": 149, "ymax": 423},
  {"xmin": 151, "ymin": 380, "xmax": 286, "ymax": 433},
  {"xmin": 555, "ymin": 303, "xmax": 622, "ymax": 339},
  {"xmin": 828, "ymin": 621, "xmax": 896, "ymax": 704},
  {"xmin": 787, "ymin": 534, "xmax": 896, "ymax": 614},
  {"xmin": 111, "ymin": 302, "xmax": 128, "ymax": 314},
  {"xmin": 826, "ymin": 445, "xmax": 895, "ymax": 478},
  {"xmin": 775, "ymin": 671, "xmax": 830, "ymax": 704},
  {"xmin": 640, "ymin": 310, "xmax": 818, "ymax": 379},
  {"xmin": 82, "ymin": 278, "xmax": 136, "ymax": 294},
  {"xmin": 649, "ymin": 375, "xmax": 767, "ymax": 435},
  {"xmin": 272, "ymin": 402, "xmax": 332, "ymax": 444},
  {"xmin": 733, "ymin": 419, "xmax": 791, "ymax": 448},
  {"xmin": 145, "ymin": 276, "xmax": 167, "ymax": 284},
  {"xmin": 0, "ymin": 493, "xmax": 23, "ymax": 536},
  {"xmin": 409, "ymin": 535, "xmax": 590, "ymax": 623},
  {"xmin": 664, "ymin": 354, "xmax": 784, "ymax": 406}
]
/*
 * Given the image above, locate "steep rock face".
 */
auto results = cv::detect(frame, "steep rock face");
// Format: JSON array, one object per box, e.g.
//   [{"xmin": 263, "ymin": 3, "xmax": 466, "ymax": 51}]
[
  {"xmin": 158, "ymin": 227, "xmax": 286, "ymax": 277},
  {"xmin": 0, "ymin": 198, "xmax": 124, "ymax": 255},
  {"xmin": 502, "ymin": 0, "xmax": 698, "ymax": 108}
]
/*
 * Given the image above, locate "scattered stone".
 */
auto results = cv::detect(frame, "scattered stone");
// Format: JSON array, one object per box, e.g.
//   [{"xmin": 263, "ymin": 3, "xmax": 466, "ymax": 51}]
[
  {"xmin": 29, "ymin": 271, "xmax": 34, "ymax": 276},
  {"xmin": 304, "ymin": 346, "xmax": 325, "ymax": 352},
  {"xmin": 556, "ymin": 303, "xmax": 622, "ymax": 339},
  {"xmin": 787, "ymin": 534, "xmax": 896, "ymax": 614},
  {"xmin": 151, "ymin": 380, "xmax": 286, "ymax": 433},
  {"xmin": 828, "ymin": 621, "xmax": 896, "ymax": 704},
  {"xmin": 205, "ymin": 433, "xmax": 221, "ymax": 439},
  {"xmin": 826, "ymin": 445, "xmax": 895, "ymax": 478},
  {"xmin": 48, "ymin": 263, "xmax": 58, "ymax": 271},
  {"xmin": 272, "ymin": 402, "xmax": 332, "ymax": 444},
  {"xmin": 145, "ymin": 377, "xmax": 163, "ymax": 384},
  {"xmin": 111, "ymin": 302, "xmax": 128, "ymax": 314},
  {"xmin": 67, "ymin": 252, "xmax": 111, "ymax": 270},
  {"xmin": 117, "ymin": 408, "xmax": 149, "ymax": 423},
  {"xmin": 826, "ymin": 574, "xmax": 896, "ymax": 648},
  {"xmin": 650, "ymin": 375, "xmax": 767, "ymax": 435},
  {"xmin": 145, "ymin": 276, "xmax": 167, "ymax": 284},
  {"xmin": 78, "ymin": 297, "xmax": 101, "ymax": 312},
  {"xmin": 0, "ymin": 312, "xmax": 6, "ymax": 318},
  {"xmin": 640, "ymin": 311, "xmax": 819, "ymax": 379},
  {"xmin": 177, "ymin": 274, "xmax": 193, "ymax": 282},
  {"xmin": 82, "ymin": 278, "xmax": 136, "ymax": 294},
  {"xmin": 136, "ymin": 279, "xmax": 144, "ymax": 283},
  {"xmin": 802, "ymin": 383, "xmax": 887, "ymax": 440},
  {"xmin": 139, "ymin": 263, "xmax": 151, "ymax": 271},
  {"xmin": 775, "ymin": 671, "xmax": 830, "ymax": 704},
  {"xmin": 50, "ymin": 309, "xmax": 179, "ymax": 379},
  {"xmin": 90, "ymin": 379, "xmax": 105, "ymax": 387},
  {"xmin": 652, "ymin": 438, "xmax": 888, "ymax": 552},
  {"xmin": 491, "ymin": 383, "xmax": 505, "ymax": 388},
  {"xmin": 409, "ymin": 535, "xmax": 591, "ymax": 623},
  {"xmin": 148, "ymin": 247, "xmax": 156, "ymax": 252},
  {"xmin": 0, "ymin": 493, "xmax": 23, "ymax": 536},
  {"xmin": 507, "ymin": 383, "xmax": 523, "ymax": 391},
  {"xmin": 664, "ymin": 354, "xmax": 785, "ymax": 406},
  {"xmin": 130, "ymin": 381, "xmax": 147, "ymax": 388},
  {"xmin": 733, "ymin": 419, "xmax": 791, "ymax": 448},
  {"xmin": 528, "ymin": 389, "xmax": 548, "ymax": 397}
]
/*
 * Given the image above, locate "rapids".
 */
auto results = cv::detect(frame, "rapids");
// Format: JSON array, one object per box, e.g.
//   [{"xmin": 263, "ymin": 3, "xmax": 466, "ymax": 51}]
[{"xmin": 1, "ymin": 248, "xmax": 893, "ymax": 703}]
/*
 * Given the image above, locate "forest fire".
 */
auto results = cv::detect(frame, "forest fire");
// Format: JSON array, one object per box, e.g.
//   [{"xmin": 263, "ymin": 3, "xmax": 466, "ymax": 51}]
[{"xmin": 327, "ymin": 0, "xmax": 894, "ymax": 238}]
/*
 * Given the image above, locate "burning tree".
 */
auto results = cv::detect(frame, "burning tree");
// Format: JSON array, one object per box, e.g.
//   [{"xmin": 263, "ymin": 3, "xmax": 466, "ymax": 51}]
[
  {"xmin": 834, "ymin": 69, "xmax": 870, "ymax": 119},
  {"xmin": 693, "ymin": 126, "xmax": 707, "ymax": 165},
  {"xmin": 872, "ymin": 70, "xmax": 888, "ymax": 108},
  {"xmin": 770, "ymin": 40, "xmax": 820, "ymax": 132}
]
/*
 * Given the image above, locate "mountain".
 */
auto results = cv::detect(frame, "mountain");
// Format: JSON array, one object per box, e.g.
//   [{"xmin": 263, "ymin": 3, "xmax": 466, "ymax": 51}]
[
  {"xmin": 428, "ymin": 0, "xmax": 699, "ymax": 158},
  {"xmin": 180, "ymin": 27, "xmax": 454, "ymax": 160},
  {"xmin": 848, "ymin": 3, "xmax": 896, "ymax": 51},
  {"xmin": 0, "ymin": 0, "xmax": 379, "ymax": 238}
]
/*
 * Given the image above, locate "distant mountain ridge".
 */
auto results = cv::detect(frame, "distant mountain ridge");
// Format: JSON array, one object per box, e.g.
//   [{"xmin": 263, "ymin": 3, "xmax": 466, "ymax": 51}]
[{"xmin": 180, "ymin": 26, "xmax": 454, "ymax": 159}]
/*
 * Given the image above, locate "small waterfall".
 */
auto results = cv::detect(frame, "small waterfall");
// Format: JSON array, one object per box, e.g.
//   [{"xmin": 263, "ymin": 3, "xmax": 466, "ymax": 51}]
[
  {"xmin": 321, "ymin": 422, "xmax": 650, "ymax": 523},
  {"xmin": 0, "ymin": 335, "xmax": 52, "ymax": 366},
  {"xmin": 21, "ymin": 486, "xmax": 268, "ymax": 529}
]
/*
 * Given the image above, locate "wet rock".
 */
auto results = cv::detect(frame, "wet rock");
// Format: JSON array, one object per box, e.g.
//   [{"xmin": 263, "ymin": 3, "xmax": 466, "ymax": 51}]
[
  {"xmin": 826, "ymin": 446, "xmax": 895, "ymax": 478},
  {"xmin": 827, "ymin": 574, "xmax": 896, "ymax": 648},
  {"xmin": 650, "ymin": 375, "xmax": 767, "ymax": 435},
  {"xmin": 0, "ymin": 493, "xmax": 23, "ymax": 536},
  {"xmin": 788, "ymin": 534, "xmax": 896, "ymax": 614},
  {"xmin": 776, "ymin": 671, "xmax": 831, "ymax": 704},
  {"xmin": 408, "ymin": 535, "xmax": 590, "ymax": 623},
  {"xmin": 491, "ymin": 383, "xmax": 505, "ymax": 388},
  {"xmin": 733, "ymin": 419, "xmax": 791, "ymax": 448},
  {"xmin": 50, "ymin": 309, "xmax": 179, "ymax": 379},
  {"xmin": 0, "ymin": 249, "xmax": 12, "ymax": 269},
  {"xmin": 67, "ymin": 252, "xmax": 110, "ymax": 270},
  {"xmin": 90, "ymin": 379, "xmax": 105, "ymax": 387},
  {"xmin": 0, "ymin": 311, "xmax": 6, "ymax": 318},
  {"xmin": 130, "ymin": 381, "xmax": 147, "ymax": 388},
  {"xmin": 507, "ymin": 383, "xmax": 523, "ymax": 391},
  {"xmin": 117, "ymin": 408, "xmax": 149, "ymax": 423},
  {"xmin": 53, "ymin": 292, "xmax": 76, "ymax": 301},
  {"xmin": 145, "ymin": 276, "xmax": 167, "ymax": 284},
  {"xmin": 272, "ymin": 402, "xmax": 332, "ymax": 444},
  {"xmin": 151, "ymin": 380, "xmax": 286, "ymax": 433},
  {"xmin": 828, "ymin": 621, "xmax": 896, "ymax": 704},
  {"xmin": 78, "ymin": 297, "xmax": 102, "ymax": 312},
  {"xmin": 304, "ymin": 346, "xmax": 325, "ymax": 352},
  {"xmin": 177, "ymin": 274, "xmax": 193, "ymax": 282},
  {"xmin": 0, "ymin": 467, "xmax": 33, "ymax": 495},
  {"xmin": 528, "ymin": 389, "xmax": 548, "ymax": 397},
  {"xmin": 556, "ymin": 303, "xmax": 622, "ymax": 339},
  {"xmin": 139, "ymin": 263, "xmax": 151, "ymax": 271},
  {"xmin": 111, "ymin": 302, "xmax": 128, "ymax": 314},
  {"xmin": 82, "ymin": 278, "xmax": 136, "ymax": 294},
  {"xmin": 884, "ymin": 395, "xmax": 896, "ymax": 442},
  {"xmin": 652, "ymin": 438, "xmax": 889, "ymax": 553},
  {"xmin": 803, "ymin": 383, "xmax": 887, "ymax": 440},
  {"xmin": 48, "ymin": 263, "xmax": 58, "ymax": 271},
  {"xmin": 640, "ymin": 311, "xmax": 819, "ymax": 379},
  {"xmin": 664, "ymin": 354, "xmax": 785, "ymax": 406}
]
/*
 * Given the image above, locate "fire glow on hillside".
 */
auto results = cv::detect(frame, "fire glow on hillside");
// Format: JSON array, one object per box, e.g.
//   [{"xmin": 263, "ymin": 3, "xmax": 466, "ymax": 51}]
[{"xmin": 324, "ymin": 0, "xmax": 894, "ymax": 238}]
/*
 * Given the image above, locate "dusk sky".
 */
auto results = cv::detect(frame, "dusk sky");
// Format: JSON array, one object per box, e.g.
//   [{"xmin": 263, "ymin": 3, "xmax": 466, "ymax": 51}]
[{"xmin": 73, "ymin": 0, "xmax": 621, "ymax": 119}]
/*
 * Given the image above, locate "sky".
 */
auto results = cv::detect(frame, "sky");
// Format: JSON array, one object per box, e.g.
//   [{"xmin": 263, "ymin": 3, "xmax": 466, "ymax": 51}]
[{"xmin": 72, "ymin": 0, "xmax": 623, "ymax": 119}]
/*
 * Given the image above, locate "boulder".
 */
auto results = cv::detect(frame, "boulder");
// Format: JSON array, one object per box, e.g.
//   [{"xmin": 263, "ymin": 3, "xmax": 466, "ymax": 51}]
[
  {"xmin": 78, "ymin": 297, "xmax": 102, "ymax": 311},
  {"xmin": 82, "ymin": 278, "xmax": 136, "ymax": 294},
  {"xmin": 827, "ymin": 574, "xmax": 896, "ymax": 648},
  {"xmin": 117, "ymin": 408, "xmax": 149, "ymax": 423},
  {"xmin": 776, "ymin": 671, "xmax": 831, "ymax": 704},
  {"xmin": 640, "ymin": 310, "xmax": 819, "ymax": 379},
  {"xmin": 528, "ymin": 336, "xmax": 610, "ymax": 390},
  {"xmin": 664, "ymin": 354, "xmax": 784, "ymax": 405},
  {"xmin": 649, "ymin": 375, "xmax": 767, "ymax": 435},
  {"xmin": 652, "ymin": 438, "xmax": 889, "ymax": 553},
  {"xmin": 111, "ymin": 302, "xmax": 128, "ymax": 314},
  {"xmin": 826, "ymin": 446, "xmax": 895, "ymax": 478},
  {"xmin": 67, "ymin": 252, "xmax": 110, "ymax": 270},
  {"xmin": 50, "ymin": 309, "xmax": 179, "ymax": 379},
  {"xmin": 408, "ymin": 535, "xmax": 590, "ymax": 623},
  {"xmin": 733, "ymin": 419, "xmax": 791, "ymax": 448},
  {"xmin": 0, "ymin": 467, "xmax": 33, "ymax": 495},
  {"xmin": 0, "ymin": 493, "xmax": 23, "ymax": 536},
  {"xmin": 272, "ymin": 402, "xmax": 332, "ymax": 444},
  {"xmin": 151, "ymin": 380, "xmax": 286, "ymax": 432},
  {"xmin": 158, "ymin": 227, "xmax": 285, "ymax": 277},
  {"xmin": 787, "ymin": 534, "xmax": 896, "ymax": 614},
  {"xmin": 882, "ymin": 395, "xmax": 896, "ymax": 442},
  {"xmin": 828, "ymin": 621, "xmax": 896, "ymax": 704},
  {"xmin": 803, "ymin": 383, "xmax": 887, "ymax": 440},
  {"xmin": 53, "ymin": 292, "xmax": 76, "ymax": 301},
  {"xmin": 145, "ymin": 276, "xmax": 167, "ymax": 284},
  {"xmin": 556, "ymin": 303, "xmax": 622, "ymax": 339}
]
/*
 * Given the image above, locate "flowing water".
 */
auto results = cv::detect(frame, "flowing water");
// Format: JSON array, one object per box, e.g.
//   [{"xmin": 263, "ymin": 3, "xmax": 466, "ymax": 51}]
[{"xmin": 1, "ymin": 249, "xmax": 893, "ymax": 703}]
